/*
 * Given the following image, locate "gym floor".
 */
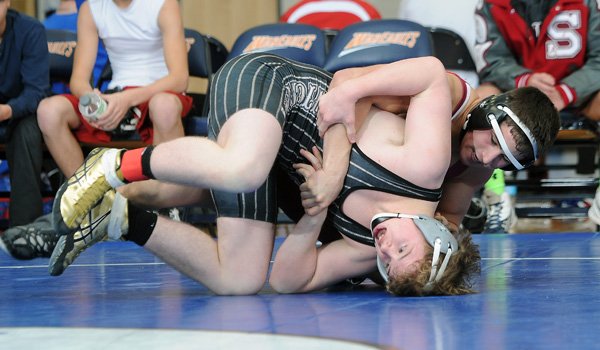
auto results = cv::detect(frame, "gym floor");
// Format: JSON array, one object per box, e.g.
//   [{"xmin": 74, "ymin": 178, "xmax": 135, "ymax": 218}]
[{"xmin": 1, "ymin": 230, "xmax": 599, "ymax": 350}]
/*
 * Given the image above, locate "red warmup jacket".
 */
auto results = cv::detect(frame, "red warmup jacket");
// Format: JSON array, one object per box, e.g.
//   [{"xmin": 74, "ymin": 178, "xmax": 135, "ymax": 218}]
[{"xmin": 476, "ymin": 0, "xmax": 600, "ymax": 106}]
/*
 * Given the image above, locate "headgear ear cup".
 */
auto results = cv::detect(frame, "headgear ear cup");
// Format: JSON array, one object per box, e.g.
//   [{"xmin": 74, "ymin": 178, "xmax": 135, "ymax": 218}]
[{"xmin": 370, "ymin": 213, "xmax": 459, "ymax": 287}]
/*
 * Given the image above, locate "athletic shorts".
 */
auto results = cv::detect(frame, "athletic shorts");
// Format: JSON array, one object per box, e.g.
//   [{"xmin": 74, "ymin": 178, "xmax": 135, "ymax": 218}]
[
  {"xmin": 63, "ymin": 87, "xmax": 193, "ymax": 144},
  {"xmin": 208, "ymin": 53, "xmax": 331, "ymax": 223}
]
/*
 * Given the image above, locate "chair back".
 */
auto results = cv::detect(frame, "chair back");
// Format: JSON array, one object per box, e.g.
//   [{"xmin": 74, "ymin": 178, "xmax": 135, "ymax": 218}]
[
  {"xmin": 46, "ymin": 29, "xmax": 78, "ymax": 83},
  {"xmin": 185, "ymin": 28, "xmax": 216, "ymax": 78},
  {"xmin": 183, "ymin": 28, "xmax": 229, "ymax": 135},
  {"xmin": 228, "ymin": 23, "xmax": 327, "ymax": 67},
  {"xmin": 428, "ymin": 27, "xmax": 476, "ymax": 71},
  {"xmin": 324, "ymin": 19, "xmax": 433, "ymax": 72}
]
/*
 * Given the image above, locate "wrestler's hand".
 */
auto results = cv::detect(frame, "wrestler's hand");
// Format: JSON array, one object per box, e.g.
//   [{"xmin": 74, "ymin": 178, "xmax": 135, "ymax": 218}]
[
  {"xmin": 318, "ymin": 86, "xmax": 357, "ymax": 143},
  {"xmin": 294, "ymin": 166, "xmax": 324, "ymax": 217},
  {"xmin": 434, "ymin": 212, "xmax": 459, "ymax": 235},
  {"xmin": 294, "ymin": 146, "xmax": 341, "ymax": 216},
  {"xmin": 93, "ymin": 89, "xmax": 131, "ymax": 131}
]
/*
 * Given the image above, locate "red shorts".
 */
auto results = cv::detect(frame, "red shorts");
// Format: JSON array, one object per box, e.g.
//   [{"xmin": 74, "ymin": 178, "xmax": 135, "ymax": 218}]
[{"xmin": 63, "ymin": 88, "xmax": 193, "ymax": 144}]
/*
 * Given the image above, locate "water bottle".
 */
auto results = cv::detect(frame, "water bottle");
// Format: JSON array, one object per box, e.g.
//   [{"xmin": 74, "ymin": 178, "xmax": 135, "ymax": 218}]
[{"xmin": 78, "ymin": 93, "xmax": 107, "ymax": 123}]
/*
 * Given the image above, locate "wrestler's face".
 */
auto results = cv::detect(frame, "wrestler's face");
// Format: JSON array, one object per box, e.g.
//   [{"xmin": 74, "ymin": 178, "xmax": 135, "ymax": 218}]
[
  {"xmin": 459, "ymin": 122, "xmax": 520, "ymax": 169},
  {"xmin": 372, "ymin": 217, "xmax": 427, "ymax": 278}
]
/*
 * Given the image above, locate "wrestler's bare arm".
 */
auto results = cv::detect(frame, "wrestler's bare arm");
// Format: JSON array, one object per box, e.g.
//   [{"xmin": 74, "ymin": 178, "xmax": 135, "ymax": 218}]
[
  {"xmin": 308, "ymin": 124, "xmax": 351, "ymax": 214},
  {"xmin": 320, "ymin": 59, "xmax": 457, "ymax": 136},
  {"xmin": 270, "ymin": 233, "xmax": 376, "ymax": 293},
  {"xmin": 268, "ymin": 210, "xmax": 327, "ymax": 293},
  {"xmin": 437, "ymin": 166, "xmax": 494, "ymax": 230}
]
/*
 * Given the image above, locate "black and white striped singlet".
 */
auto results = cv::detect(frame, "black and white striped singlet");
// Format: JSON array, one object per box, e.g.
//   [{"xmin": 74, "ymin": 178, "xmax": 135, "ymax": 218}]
[{"xmin": 208, "ymin": 53, "xmax": 441, "ymax": 246}]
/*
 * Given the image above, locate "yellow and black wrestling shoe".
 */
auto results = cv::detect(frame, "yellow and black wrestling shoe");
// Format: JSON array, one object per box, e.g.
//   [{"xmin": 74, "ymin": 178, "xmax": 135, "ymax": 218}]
[
  {"xmin": 49, "ymin": 190, "xmax": 129, "ymax": 276},
  {"xmin": 53, "ymin": 148, "xmax": 126, "ymax": 235}
]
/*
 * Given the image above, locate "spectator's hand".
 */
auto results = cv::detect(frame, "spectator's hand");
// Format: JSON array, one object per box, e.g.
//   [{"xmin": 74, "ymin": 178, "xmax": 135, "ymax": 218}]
[
  {"xmin": 526, "ymin": 72, "xmax": 556, "ymax": 95},
  {"xmin": 317, "ymin": 86, "xmax": 357, "ymax": 143},
  {"xmin": 95, "ymin": 89, "xmax": 131, "ymax": 131},
  {"xmin": 0, "ymin": 104, "xmax": 12, "ymax": 122},
  {"xmin": 543, "ymin": 87, "xmax": 567, "ymax": 112},
  {"xmin": 294, "ymin": 146, "xmax": 341, "ymax": 216}
]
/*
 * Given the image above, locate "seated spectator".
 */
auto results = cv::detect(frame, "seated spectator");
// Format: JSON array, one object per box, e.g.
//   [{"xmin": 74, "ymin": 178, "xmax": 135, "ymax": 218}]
[
  {"xmin": 0, "ymin": 2, "xmax": 49, "ymax": 227},
  {"xmin": 36, "ymin": 0, "xmax": 192, "ymax": 179},
  {"xmin": 280, "ymin": 0, "xmax": 381, "ymax": 30},
  {"xmin": 475, "ymin": 0, "xmax": 600, "ymax": 121},
  {"xmin": 0, "ymin": 1, "xmax": 54, "ymax": 259},
  {"xmin": 473, "ymin": 0, "xmax": 600, "ymax": 229}
]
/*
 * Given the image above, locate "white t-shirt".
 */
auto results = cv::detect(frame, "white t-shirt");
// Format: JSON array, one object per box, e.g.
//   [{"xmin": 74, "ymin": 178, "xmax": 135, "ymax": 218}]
[{"xmin": 89, "ymin": 0, "xmax": 168, "ymax": 89}]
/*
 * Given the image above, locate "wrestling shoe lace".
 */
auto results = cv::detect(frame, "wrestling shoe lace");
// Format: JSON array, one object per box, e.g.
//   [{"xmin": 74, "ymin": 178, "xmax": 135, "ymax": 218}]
[
  {"xmin": 54, "ymin": 148, "xmax": 125, "ymax": 235},
  {"xmin": 0, "ymin": 215, "xmax": 57, "ymax": 260},
  {"xmin": 483, "ymin": 190, "xmax": 516, "ymax": 233}
]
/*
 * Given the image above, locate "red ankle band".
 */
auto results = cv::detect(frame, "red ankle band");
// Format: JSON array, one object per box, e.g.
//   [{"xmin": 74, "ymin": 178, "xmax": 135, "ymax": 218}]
[{"xmin": 121, "ymin": 148, "xmax": 149, "ymax": 182}]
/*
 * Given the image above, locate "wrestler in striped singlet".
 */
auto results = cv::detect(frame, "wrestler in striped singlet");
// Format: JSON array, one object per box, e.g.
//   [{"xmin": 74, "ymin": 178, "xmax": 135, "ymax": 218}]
[{"xmin": 208, "ymin": 53, "xmax": 441, "ymax": 246}]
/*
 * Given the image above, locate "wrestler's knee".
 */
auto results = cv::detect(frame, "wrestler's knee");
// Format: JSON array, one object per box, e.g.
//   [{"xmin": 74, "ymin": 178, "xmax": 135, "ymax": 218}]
[
  {"xmin": 219, "ymin": 159, "xmax": 268, "ymax": 192},
  {"xmin": 211, "ymin": 276, "xmax": 266, "ymax": 296}
]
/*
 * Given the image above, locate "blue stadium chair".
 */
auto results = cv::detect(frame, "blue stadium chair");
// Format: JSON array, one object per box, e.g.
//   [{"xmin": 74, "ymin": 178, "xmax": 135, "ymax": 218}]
[
  {"xmin": 182, "ymin": 28, "xmax": 228, "ymax": 137},
  {"xmin": 227, "ymin": 23, "xmax": 327, "ymax": 67},
  {"xmin": 46, "ymin": 29, "xmax": 78, "ymax": 84},
  {"xmin": 186, "ymin": 28, "xmax": 228, "ymax": 85},
  {"xmin": 324, "ymin": 19, "xmax": 433, "ymax": 73}
]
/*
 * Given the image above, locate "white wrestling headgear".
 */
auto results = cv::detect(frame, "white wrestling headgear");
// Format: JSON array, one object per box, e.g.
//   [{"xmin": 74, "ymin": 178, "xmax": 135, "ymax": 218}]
[{"xmin": 370, "ymin": 213, "xmax": 459, "ymax": 291}]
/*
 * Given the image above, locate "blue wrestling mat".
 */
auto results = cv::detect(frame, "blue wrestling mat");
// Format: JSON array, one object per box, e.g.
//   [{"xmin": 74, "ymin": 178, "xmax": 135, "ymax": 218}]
[{"xmin": 1, "ymin": 233, "xmax": 599, "ymax": 349}]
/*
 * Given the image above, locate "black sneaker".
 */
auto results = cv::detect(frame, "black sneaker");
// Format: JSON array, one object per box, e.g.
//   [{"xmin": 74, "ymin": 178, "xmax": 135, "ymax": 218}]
[
  {"xmin": 461, "ymin": 197, "xmax": 487, "ymax": 233},
  {"xmin": 0, "ymin": 214, "xmax": 58, "ymax": 260}
]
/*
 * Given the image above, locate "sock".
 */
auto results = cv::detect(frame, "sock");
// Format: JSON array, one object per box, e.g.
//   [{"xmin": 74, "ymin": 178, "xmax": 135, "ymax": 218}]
[
  {"xmin": 121, "ymin": 146, "xmax": 155, "ymax": 182},
  {"xmin": 484, "ymin": 169, "xmax": 505, "ymax": 195},
  {"xmin": 125, "ymin": 202, "xmax": 158, "ymax": 246}
]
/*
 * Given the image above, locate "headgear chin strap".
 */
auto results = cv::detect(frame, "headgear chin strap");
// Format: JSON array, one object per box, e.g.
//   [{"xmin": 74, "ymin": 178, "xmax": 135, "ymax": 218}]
[
  {"xmin": 370, "ymin": 213, "xmax": 459, "ymax": 292},
  {"xmin": 464, "ymin": 92, "xmax": 538, "ymax": 170}
]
